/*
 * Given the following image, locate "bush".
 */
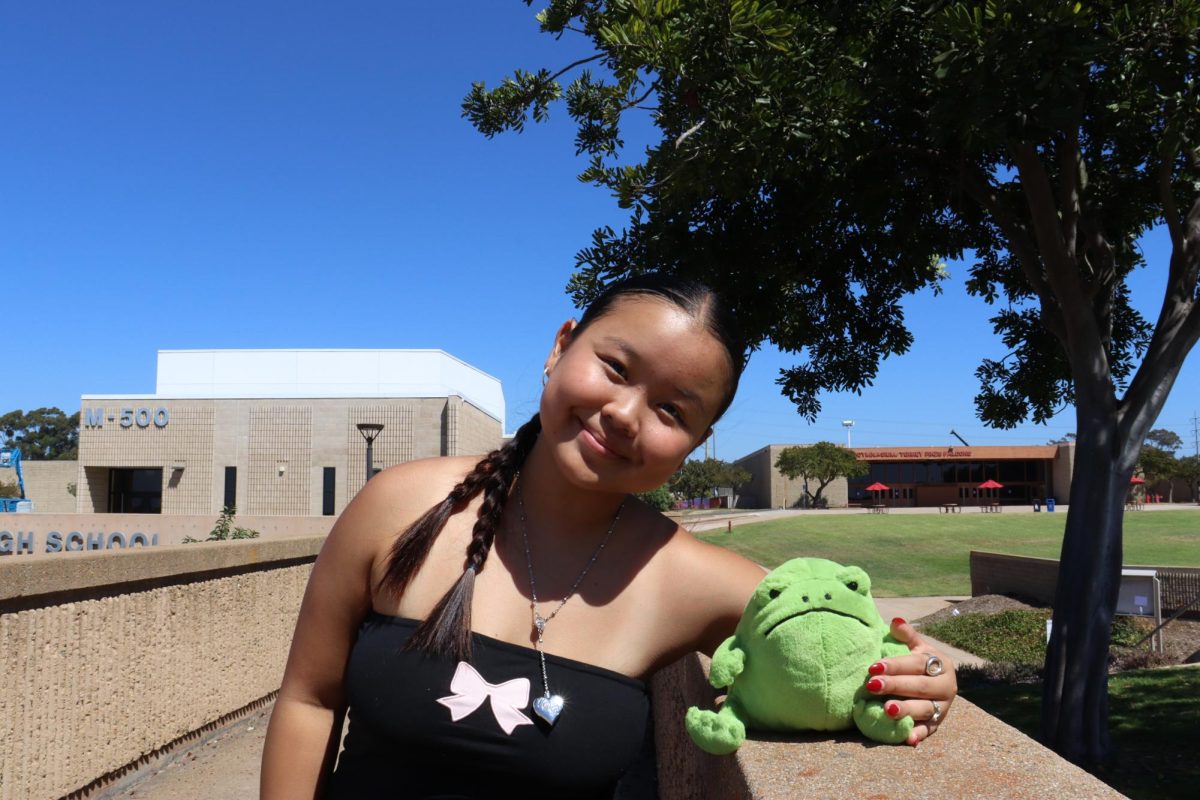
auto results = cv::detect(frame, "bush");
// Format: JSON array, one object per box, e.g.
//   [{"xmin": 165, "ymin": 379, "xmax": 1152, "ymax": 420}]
[
  {"xmin": 924, "ymin": 609, "xmax": 1166, "ymax": 674},
  {"xmin": 636, "ymin": 485, "xmax": 675, "ymax": 512},
  {"xmin": 183, "ymin": 506, "xmax": 260, "ymax": 543}
]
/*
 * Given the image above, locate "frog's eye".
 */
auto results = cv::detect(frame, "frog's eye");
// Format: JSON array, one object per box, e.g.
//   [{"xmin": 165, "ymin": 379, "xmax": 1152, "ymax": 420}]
[
  {"xmin": 768, "ymin": 588, "xmax": 781, "ymax": 600},
  {"xmin": 846, "ymin": 581, "xmax": 859, "ymax": 592}
]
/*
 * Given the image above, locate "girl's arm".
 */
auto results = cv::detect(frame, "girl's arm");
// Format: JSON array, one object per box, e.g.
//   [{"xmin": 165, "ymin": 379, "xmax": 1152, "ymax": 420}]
[{"xmin": 260, "ymin": 463, "xmax": 431, "ymax": 798}]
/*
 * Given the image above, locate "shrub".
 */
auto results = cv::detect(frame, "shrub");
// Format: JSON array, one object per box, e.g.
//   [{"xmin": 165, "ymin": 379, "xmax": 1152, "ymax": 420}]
[{"xmin": 183, "ymin": 506, "xmax": 260, "ymax": 543}]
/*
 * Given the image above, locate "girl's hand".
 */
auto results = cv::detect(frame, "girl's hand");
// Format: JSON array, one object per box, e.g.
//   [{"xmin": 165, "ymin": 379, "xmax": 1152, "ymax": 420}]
[{"xmin": 864, "ymin": 617, "xmax": 958, "ymax": 746}]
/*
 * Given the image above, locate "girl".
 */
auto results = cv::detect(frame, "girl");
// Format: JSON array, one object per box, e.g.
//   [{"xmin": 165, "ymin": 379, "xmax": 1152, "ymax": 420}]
[{"xmin": 260, "ymin": 274, "xmax": 957, "ymax": 798}]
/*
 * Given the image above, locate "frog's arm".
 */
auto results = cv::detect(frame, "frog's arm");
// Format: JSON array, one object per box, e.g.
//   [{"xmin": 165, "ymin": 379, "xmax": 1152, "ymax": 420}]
[
  {"xmin": 707, "ymin": 635, "xmax": 746, "ymax": 689},
  {"xmin": 686, "ymin": 698, "xmax": 748, "ymax": 755}
]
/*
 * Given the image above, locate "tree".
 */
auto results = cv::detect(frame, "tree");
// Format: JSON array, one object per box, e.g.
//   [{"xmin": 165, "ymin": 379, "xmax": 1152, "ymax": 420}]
[
  {"xmin": 1141, "ymin": 428, "xmax": 1183, "ymax": 500},
  {"xmin": 467, "ymin": 1, "xmax": 1200, "ymax": 764},
  {"xmin": 669, "ymin": 458, "xmax": 717, "ymax": 502},
  {"xmin": 775, "ymin": 443, "xmax": 868, "ymax": 508},
  {"xmin": 1146, "ymin": 428, "xmax": 1183, "ymax": 453},
  {"xmin": 0, "ymin": 408, "xmax": 79, "ymax": 460},
  {"xmin": 1178, "ymin": 454, "xmax": 1200, "ymax": 505},
  {"xmin": 668, "ymin": 457, "xmax": 747, "ymax": 504}
]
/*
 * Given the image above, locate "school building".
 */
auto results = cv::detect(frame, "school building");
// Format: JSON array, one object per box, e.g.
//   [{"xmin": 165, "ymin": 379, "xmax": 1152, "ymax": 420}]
[
  {"xmin": 74, "ymin": 349, "xmax": 505, "ymax": 517},
  {"xmin": 733, "ymin": 443, "xmax": 1077, "ymax": 509}
]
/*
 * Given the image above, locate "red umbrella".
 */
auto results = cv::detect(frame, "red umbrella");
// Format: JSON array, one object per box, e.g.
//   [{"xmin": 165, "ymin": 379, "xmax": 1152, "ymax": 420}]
[
  {"xmin": 1130, "ymin": 476, "xmax": 1146, "ymax": 484},
  {"xmin": 977, "ymin": 479, "xmax": 1004, "ymax": 489},
  {"xmin": 865, "ymin": 482, "xmax": 890, "ymax": 491}
]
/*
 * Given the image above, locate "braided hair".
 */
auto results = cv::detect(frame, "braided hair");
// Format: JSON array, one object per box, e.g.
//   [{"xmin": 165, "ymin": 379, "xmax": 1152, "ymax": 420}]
[
  {"xmin": 382, "ymin": 273, "xmax": 746, "ymax": 661},
  {"xmin": 379, "ymin": 414, "xmax": 541, "ymax": 659}
]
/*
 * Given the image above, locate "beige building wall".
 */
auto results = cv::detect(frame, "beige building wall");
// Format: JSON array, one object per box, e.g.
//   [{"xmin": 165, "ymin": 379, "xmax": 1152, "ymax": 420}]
[
  {"xmin": 1050, "ymin": 442, "xmax": 1075, "ymax": 502},
  {"xmin": 11, "ymin": 460, "xmax": 78, "ymax": 512},
  {"xmin": 78, "ymin": 397, "xmax": 504, "ymax": 518},
  {"xmin": 733, "ymin": 445, "xmax": 849, "ymax": 509}
]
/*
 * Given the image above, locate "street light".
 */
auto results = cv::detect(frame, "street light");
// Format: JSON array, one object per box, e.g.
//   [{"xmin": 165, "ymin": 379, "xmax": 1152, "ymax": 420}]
[
  {"xmin": 357, "ymin": 423, "xmax": 384, "ymax": 485},
  {"xmin": 842, "ymin": 420, "xmax": 855, "ymax": 448}
]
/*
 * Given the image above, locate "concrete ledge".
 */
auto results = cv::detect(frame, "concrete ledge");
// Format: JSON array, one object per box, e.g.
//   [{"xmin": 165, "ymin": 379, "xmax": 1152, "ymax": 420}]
[
  {"xmin": 0, "ymin": 536, "xmax": 324, "ymax": 607},
  {"xmin": 651, "ymin": 652, "xmax": 1125, "ymax": 799}
]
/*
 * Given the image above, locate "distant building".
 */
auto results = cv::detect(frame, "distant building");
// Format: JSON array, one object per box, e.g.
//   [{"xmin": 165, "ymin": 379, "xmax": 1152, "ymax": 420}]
[
  {"xmin": 75, "ymin": 349, "xmax": 504, "ymax": 517},
  {"xmin": 733, "ymin": 443, "xmax": 1076, "ymax": 509}
]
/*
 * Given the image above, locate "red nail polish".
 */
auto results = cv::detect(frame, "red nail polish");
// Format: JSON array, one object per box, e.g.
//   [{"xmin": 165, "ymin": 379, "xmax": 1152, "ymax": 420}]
[
  {"xmin": 885, "ymin": 702, "xmax": 900, "ymax": 718},
  {"xmin": 866, "ymin": 677, "xmax": 884, "ymax": 693},
  {"xmin": 892, "ymin": 617, "xmax": 907, "ymax": 626},
  {"xmin": 868, "ymin": 662, "xmax": 886, "ymax": 675}
]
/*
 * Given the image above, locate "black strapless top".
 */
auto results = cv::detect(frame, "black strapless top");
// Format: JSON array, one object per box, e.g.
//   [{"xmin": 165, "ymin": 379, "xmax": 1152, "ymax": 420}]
[{"xmin": 327, "ymin": 612, "xmax": 651, "ymax": 799}]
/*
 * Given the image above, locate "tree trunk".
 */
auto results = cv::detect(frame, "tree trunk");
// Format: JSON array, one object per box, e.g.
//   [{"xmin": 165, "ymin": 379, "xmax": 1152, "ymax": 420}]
[{"xmin": 1040, "ymin": 410, "xmax": 1132, "ymax": 766}]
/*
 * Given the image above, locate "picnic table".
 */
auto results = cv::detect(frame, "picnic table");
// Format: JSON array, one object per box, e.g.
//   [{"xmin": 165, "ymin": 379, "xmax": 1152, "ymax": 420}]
[
  {"xmin": 979, "ymin": 502, "xmax": 1003, "ymax": 513},
  {"xmin": 1125, "ymin": 499, "xmax": 1144, "ymax": 511},
  {"xmin": 869, "ymin": 504, "xmax": 890, "ymax": 514},
  {"xmin": 940, "ymin": 503, "xmax": 961, "ymax": 514}
]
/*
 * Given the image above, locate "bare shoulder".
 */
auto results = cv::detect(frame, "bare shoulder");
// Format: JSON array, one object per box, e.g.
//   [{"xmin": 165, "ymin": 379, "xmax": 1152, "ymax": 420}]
[{"xmin": 632, "ymin": 514, "xmax": 767, "ymax": 663}]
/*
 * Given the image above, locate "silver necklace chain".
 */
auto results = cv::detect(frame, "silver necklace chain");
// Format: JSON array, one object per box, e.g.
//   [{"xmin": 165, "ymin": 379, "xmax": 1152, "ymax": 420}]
[{"xmin": 516, "ymin": 482, "xmax": 625, "ymax": 724}]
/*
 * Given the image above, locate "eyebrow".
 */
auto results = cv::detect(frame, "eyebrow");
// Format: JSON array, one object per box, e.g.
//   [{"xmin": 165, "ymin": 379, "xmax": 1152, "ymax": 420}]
[{"xmin": 599, "ymin": 335, "xmax": 709, "ymax": 417}]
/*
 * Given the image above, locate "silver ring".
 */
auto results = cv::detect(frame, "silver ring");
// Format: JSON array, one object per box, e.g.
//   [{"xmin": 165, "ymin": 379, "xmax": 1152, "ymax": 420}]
[
  {"xmin": 931, "ymin": 700, "xmax": 942, "ymax": 724},
  {"xmin": 924, "ymin": 654, "xmax": 945, "ymax": 677}
]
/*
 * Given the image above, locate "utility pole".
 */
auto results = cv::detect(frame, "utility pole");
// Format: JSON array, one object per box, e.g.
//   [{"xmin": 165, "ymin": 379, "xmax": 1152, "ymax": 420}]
[{"xmin": 1191, "ymin": 412, "xmax": 1199, "ymax": 457}]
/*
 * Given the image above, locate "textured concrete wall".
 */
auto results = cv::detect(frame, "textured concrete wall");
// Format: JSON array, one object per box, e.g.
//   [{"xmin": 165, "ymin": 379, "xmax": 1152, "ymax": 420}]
[
  {"xmin": 971, "ymin": 549, "xmax": 1200, "ymax": 614},
  {"xmin": 14, "ymin": 461, "xmax": 79, "ymax": 513},
  {"xmin": 0, "ymin": 513, "xmax": 333, "ymax": 558},
  {"xmin": 0, "ymin": 538, "xmax": 321, "ymax": 800},
  {"xmin": 651, "ymin": 652, "xmax": 1124, "ymax": 800}
]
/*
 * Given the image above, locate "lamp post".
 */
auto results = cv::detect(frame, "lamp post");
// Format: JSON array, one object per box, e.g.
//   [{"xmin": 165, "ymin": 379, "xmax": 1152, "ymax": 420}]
[
  {"xmin": 357, "ymin": 423, "xmax": 384, "ymax": 486},
  {"xmin": 842, "ymin": 420, "xmax": 855, "ymax": 448}
]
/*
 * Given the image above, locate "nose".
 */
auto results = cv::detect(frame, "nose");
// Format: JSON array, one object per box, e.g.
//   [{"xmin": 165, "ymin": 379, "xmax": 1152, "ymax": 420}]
[{"xmin": 602, "ymin": 388, "xmax": 640, "ymax": 437}]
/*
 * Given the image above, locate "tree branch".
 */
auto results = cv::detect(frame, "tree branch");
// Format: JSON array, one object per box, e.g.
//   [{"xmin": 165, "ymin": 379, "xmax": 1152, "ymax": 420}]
[
  {"xmin": 1010, "ymin": 142, "xmax": 1078, "ymax": 294},
  {"xmin": 1057, "ymin": 99, "xmax": 1086, "ymax": 263},
  {"xmin": 546, "ymin": 53, "xmax": 605, "ymax": 85},
  {"xmin": 1158, "ymin": 141, "xmax": 1183, "ymax": 253}
]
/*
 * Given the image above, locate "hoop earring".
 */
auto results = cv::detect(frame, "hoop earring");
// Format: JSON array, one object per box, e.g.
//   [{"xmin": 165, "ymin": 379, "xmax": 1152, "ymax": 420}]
[{"xmin": 542, "ymin": 368, "xmax": 550, "ymax": 388}]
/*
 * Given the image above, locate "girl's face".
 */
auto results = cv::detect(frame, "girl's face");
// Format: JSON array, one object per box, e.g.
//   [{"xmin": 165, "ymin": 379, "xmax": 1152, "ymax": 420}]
[{"xmin": 539, "ymin": 295, "xmax": 734, "ymax": 495}]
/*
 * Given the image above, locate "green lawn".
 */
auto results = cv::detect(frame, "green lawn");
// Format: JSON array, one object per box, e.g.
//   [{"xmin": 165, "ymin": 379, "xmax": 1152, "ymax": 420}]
[
  {"xmin": 963, "ymin": 667, "xmax": 1200, "ymax": 800},
  {"xmin": 698, "ymin": 510, "xmax": 1200, "ymax": 597}
]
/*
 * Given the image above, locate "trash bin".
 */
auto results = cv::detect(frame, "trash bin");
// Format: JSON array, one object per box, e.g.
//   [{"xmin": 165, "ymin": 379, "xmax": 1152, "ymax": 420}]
[
  {"xmin": 1047, "ymin": 497, "xmax": 1056, "ymax": 512},
  {"xmin": 1033, "ymin": 499, "xmax": 1041, "ymax": 512}
]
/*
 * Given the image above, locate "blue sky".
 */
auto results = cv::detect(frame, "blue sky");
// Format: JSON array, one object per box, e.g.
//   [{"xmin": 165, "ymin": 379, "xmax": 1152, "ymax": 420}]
[{"xmin": 2, "ymin": 2, "xmax": 1197, "ymax": 461}]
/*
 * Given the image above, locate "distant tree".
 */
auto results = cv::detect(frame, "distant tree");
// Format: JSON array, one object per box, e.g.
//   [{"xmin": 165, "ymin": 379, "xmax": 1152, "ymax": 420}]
[
  {"xmin": 669, "ymin": 459, "xmax": 718, "ymax": 502},
  {"xmin": 0, "ymin": 408, "xmax": 79, "ymax": 460},
  {"xmin": 0, "ymin": 479, "xmax": 19, "ymax": 498},
  {"xmin": 1047, "ymin": 433, "xmax": 1077, "ymax": 446},
  {"xmin": 1177, "ymin": 455, "xmax": 1200, "ymax": 505},
  {"xmin": 668, "ymin": 458, "xmax": 747, "ymax": 505},
  {"xmin": 1146, "ymin": 428, "xmax": 1183, "ymax": 452},
  {"xmin": 1137, "ymin": 446, "xmax": 1179, "ymax": 502},
  {"xmin": 775, "ymin": 443, "xmax": 868, "ymax": 509}
]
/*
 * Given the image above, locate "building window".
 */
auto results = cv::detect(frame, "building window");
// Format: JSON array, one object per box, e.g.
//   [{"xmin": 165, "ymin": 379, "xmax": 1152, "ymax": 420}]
[
  {"xmin": 323, "ymin": 467, "xmax": 336, "ymax": 516},
  {"xmin": 224, "ymin": 467, "xmax": 237, "ymax": 510}
]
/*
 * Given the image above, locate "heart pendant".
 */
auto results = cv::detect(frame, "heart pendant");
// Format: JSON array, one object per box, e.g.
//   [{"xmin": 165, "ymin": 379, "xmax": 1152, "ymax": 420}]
[{"xmin": 533, "ymin": 694, "xmax": 565, "ymax": 725}]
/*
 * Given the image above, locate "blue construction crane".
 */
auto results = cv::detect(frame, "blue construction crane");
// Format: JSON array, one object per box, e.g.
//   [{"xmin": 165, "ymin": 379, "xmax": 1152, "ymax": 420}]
[{"xmin": 0, "ymin": 448, "xmax": 28, "ymax": 512}]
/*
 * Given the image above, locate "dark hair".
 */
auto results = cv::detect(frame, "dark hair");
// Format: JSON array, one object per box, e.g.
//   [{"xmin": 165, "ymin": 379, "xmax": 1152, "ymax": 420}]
[{"xmin": 380, "ymin": 273, "xmax": 745, "ymax": 660}]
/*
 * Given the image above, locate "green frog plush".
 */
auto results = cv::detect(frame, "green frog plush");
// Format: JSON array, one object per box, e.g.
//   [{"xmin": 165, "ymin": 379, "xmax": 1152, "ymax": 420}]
[{"xmin": 685, "ymin": 557, "xmax": 912, "ymax": 754}]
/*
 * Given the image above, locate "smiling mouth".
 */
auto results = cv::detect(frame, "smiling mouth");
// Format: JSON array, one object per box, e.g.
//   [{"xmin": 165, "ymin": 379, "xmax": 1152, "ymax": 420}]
[
  {"xmin": 764, "ymin": 608, "xmax": 870, "ymax": 638},
  {"xmin": 580, "ymin": 426, "xmax": 625, "ymax": 459}
]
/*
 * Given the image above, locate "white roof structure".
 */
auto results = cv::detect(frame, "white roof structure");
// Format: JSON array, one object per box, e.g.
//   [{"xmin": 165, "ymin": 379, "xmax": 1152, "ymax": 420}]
[{"xmin": 84, "ymin": 349, "xmax": 505, "ymax": 423}]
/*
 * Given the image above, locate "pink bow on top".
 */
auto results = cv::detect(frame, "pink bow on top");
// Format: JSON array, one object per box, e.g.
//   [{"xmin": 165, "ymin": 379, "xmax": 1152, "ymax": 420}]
[{"xmin": 436, "ymin": 661, "xmax": 534, "ymax": 735}]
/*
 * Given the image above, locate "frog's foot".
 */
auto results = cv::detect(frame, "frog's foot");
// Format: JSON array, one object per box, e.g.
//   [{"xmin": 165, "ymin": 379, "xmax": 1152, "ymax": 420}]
[
  {"xmin": 853, "ymin": 698, "xmax": 913, "ymax": 745},
  {"xmin": 685, "ymin": 704, "xmax": 746, "ymax": 755}
]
